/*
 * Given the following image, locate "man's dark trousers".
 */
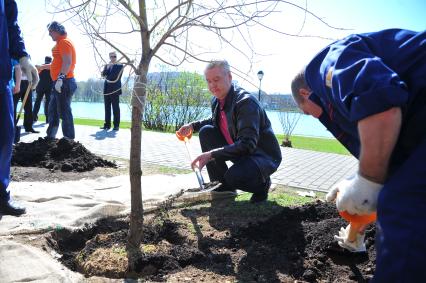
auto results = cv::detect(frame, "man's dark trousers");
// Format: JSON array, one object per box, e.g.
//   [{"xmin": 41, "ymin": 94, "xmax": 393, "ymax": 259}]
[
  {"xmin": 0, "ymin": 80, "xmax": 14, "ymax": 201},
  {"xmin": 199, "ymin": 125, "xmax": 269, "ymax": 193},
  {"xmin": 103, "ymin": 92, "xmax": 120, "ymax": 129}
]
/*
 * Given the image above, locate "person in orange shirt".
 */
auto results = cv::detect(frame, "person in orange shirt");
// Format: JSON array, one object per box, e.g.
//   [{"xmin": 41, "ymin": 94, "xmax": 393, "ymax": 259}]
[{"xmin": 45, "ymin": 21, "xmax": 77, "ymax": 140}]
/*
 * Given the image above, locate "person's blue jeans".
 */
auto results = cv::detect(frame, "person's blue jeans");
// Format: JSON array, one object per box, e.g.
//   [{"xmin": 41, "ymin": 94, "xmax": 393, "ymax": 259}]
[
  {"xmin": 47, "ymin": 78, "xmax": 77, "ymax": 139},
  {"xmin": 199, "ymin": 125, "xmax": 269, "ymax": 193},
  {"xmin": 0, "ymin": 80, "xmax": 14, "ymax": 201}
]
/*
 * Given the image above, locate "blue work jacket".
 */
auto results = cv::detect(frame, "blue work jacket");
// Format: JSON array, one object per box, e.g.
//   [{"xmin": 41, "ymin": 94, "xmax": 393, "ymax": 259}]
[
  {"xmin": 305, "ymin": 29, "xmax": 426, "ymax": 172},
  {"xmin": 0, "ymin": 0, "xmax": 27, "ymax": 82}
]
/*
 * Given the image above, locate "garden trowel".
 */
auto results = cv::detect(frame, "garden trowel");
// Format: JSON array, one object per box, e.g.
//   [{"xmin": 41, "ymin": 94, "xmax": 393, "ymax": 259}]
[{"xmin": 176, "ymin": 130, "xmax": 217, "ymax": 193}]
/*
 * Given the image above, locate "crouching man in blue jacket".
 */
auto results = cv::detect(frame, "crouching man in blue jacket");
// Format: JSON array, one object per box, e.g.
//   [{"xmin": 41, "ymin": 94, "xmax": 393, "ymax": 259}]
[{"xmin": 291, "ymin": 29, "xmax": 426, "ymax": 282}]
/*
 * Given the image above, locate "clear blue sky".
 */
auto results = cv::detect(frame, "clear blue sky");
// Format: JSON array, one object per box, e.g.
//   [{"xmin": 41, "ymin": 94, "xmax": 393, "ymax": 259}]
[{"xmin": 16, "ymin": 0, "xmax": 426, "ymax": 93}]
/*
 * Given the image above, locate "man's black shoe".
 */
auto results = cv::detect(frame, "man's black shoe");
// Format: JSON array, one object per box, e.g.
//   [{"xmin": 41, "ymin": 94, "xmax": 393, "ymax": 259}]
[
  {"xmin": 100, "ymin": 126, "xmax": 111, "ymax": 130},
  {"xmin": 113, "ymin": 127, "xmax": 119, "ymax": 131},
  {"xmin": 0, "ymin": 200, "xmax": 26, "ymax": 216},
  {"xmin": 250, "ymin": 191, "xmax": 268, "ymax": 203},
  {"xmin": 25, "ymin": 128, "xmax": 40, "ymax": 133},
  {"xmin": 210, "ymin": 182, "xmax": 237, "ymax": 198},
  {"xmin": 250, "ymin": 178, "xmax": 271, "ymax": 204}
]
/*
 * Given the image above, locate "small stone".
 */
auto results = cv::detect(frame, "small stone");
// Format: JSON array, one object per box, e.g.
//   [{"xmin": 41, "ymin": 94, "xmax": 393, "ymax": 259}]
[{"xmin": 302, "ymin": 269, "xmax": 316, "ymax": 281}]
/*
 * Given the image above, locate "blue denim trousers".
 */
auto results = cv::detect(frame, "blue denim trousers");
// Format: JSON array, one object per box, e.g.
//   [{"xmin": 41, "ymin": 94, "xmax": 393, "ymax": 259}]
[
  {"xmin": 47, "ymin": 78, "xmax": 77, "ymax": 139},
  {"xmin": 0, "ymin": 80, "xmax": 14, "ymax": 201}
]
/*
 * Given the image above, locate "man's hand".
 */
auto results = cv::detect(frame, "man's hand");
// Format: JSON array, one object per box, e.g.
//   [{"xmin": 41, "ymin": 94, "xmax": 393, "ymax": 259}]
[
  {"xmin": 55, "ymin": 73, "xmax": 66, "ymax": 93},
  {"xmin": 333, "ymin": 173, "xmax": 382, "ymax": 215},
  {"xmin": 19, "ymin": 56, "xmax": 39, "ymax": 88},
  {"xmin": 13, "ymin": 85, "xmax": 20, "ymax": 94},
  {"xmin": 191, "ymin": 152, "xmax": 212, "ymax": 171},
  {"xmin": 55, "ymin": 79, "xmax": 63, "ymax": 93},
  {"xmin": 325, "ymin": 186, "xmax": 339, "ymax": 202},
  {"xmin": 177, "ymin": 123, "xmax": 193, "ymax": 139}
]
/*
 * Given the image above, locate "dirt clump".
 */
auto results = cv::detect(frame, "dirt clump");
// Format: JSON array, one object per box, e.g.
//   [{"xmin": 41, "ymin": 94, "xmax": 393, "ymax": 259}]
[
  {"xmin": 47, "ymin": 200, "xmax": 376, "ymax": 282},
  {"xmin": 12, "ymin": 137, "xmax": 116, "ymax": 172}
]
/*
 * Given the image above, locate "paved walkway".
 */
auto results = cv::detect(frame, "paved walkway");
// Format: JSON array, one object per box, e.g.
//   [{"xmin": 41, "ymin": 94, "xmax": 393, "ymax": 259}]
[{"xmin": 20, "ymin": 122, "xmax": 358, "ymax": 192}]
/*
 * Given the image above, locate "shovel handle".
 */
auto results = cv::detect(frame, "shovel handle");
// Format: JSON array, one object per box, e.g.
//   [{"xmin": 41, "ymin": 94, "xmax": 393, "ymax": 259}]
[{"xmin": 15, "ymin": 82, "xmax": 32, "ymax": 125}]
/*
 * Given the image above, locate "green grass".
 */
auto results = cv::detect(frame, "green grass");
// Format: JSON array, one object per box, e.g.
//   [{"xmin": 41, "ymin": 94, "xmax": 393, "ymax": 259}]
[
  {"xmin": 36, "ymin": 115, "xmax": 348, "ymax": 155},
  {"xmin": 208, "ymin": 191, "xmax": 316, "ymax": 218},
  {"xmin": 236, "ymin": 191, "xmax": 313, "ymax": 207},
  {"xmin": 276, "ymin": 134, "xmax": 350, "ymax": 155}
]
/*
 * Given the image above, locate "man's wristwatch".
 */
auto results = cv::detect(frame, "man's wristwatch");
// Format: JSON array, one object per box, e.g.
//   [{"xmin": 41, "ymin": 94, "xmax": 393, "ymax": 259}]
[{"xmin": 58, "ymin": 73, "xmax": 66, "ymax": 80}]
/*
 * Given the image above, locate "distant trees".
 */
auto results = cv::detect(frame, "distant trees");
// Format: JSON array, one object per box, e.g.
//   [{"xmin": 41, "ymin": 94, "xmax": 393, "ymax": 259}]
[
  {"xmin": 74, "ymin": 71, "xmax": 210, "ymax": 131},
  {"xmin": 144, "ymin": 71, "xmax": 210, "ymax": 131}
]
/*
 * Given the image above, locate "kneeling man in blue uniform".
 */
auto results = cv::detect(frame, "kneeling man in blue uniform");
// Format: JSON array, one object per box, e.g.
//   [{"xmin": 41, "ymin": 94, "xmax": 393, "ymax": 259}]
[{"xmin": 291, "ymin": 29, "xmax": 426, "ymax": 282}]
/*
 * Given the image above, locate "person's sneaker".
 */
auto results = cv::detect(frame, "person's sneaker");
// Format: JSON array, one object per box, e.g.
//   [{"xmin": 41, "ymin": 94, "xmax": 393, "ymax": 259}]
[
  {"xmin": 210, "ymin": 183, "xmax": 237, "ymax": 198},
  {"xmin": 113, "ymin": 127, "xmax": 119, "ymax": 131},
  {"xmin": 250, "ymin": 178, "xmax": 271, "ymax": 204},
  {"xmin": 100, "ymin": 125, "xmax": 111, "ymax": 130},
  {"xmin": 25, "ymin": 128, "xmax": 40, "ymax": 133},
  {"xmin": 0, "ymin": 200, "xmax": 26, "ymax": 216}
]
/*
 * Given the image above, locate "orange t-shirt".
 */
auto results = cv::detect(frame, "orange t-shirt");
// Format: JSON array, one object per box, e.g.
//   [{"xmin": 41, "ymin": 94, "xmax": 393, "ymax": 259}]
[{"xmin": 50, "ymin": 35, "xmax": 76, "ymax": 80}]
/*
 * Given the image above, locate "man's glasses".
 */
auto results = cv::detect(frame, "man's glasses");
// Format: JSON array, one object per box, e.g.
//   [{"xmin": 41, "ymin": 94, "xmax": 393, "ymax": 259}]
[{"xmin": 110, "ymin": 55, "xmax": 117, "ymax": 58}]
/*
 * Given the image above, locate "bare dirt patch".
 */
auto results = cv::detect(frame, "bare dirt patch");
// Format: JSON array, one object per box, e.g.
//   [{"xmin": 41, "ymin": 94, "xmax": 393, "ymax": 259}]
[
  {"xmin": 9, "ymin": 139, "xmax": 376, "ymax": 282},
  {"xmin": 46, "ymin": 200, "xmax": 376, "ymax": 282}
]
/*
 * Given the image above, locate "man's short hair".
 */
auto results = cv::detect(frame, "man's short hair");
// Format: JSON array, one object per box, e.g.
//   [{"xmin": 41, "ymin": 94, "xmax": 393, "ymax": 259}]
[
  {"xmin": 291, "ymin": 67, "xmax": 308, "ymax": 103},
  {"xmin": 205, "ymin": 60, "xmax": 231, "ymax": 74},
  {"xmin": 47, "ymin": 21, "xmax": 66, "ymax": 35},
  {"xmin": 44, "ymin": 56, "xmax": 52, "ymax": 64}
]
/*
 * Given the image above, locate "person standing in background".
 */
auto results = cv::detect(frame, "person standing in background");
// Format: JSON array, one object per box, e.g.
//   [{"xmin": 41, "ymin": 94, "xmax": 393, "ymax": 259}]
[
  {"xmin": 100, "ymin": 51, "xmax": 123, "ymax": 131},
  {"xmin": 33, "ymin": 56, "xmax": 53, "ymax": 123},
  {"xmin": 45, "ymin": 21, "xmax": 77, "ymax": 140},
  {"xmin": 9, "ymin": 59, "xmax": 21, "ymax": 95},
  {"xmin": 0, "ymin": 0, "xmax": 38, "ymax": 216},
  {"xmin": 13, "ymin": 63, "xmax": 38, "ymax": 133}
]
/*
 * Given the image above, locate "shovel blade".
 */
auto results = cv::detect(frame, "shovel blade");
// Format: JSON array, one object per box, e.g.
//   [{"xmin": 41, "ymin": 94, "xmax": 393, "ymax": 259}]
[{"xmin": 14, "ymin": 125, "xmax": 21, "ymax": 144}]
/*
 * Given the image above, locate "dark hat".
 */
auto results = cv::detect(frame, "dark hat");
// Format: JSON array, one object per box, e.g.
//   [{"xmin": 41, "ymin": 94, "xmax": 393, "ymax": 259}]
[
  {"xmin": 47, "ymin": 21, "xmax": 66, "ymax": 35},
  {"xmin": 45, "ymin": 56, "xmax": 52, "ymax": 64}
]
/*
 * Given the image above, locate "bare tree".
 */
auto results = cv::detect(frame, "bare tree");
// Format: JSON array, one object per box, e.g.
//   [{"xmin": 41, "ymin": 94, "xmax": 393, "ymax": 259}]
[
  {"xmin": 278, "ymin": 98, "xmax": 302, "ymax": 147},
  {"xmin": 50, "ymin": 0, "xmax": 343, "ymax": 271}
]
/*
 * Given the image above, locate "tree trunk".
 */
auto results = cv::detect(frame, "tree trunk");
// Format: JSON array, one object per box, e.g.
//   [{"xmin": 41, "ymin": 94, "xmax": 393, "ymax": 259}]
[{"xmin": 127, "ymin": 70, "xmax": 148, "ymax": 271}]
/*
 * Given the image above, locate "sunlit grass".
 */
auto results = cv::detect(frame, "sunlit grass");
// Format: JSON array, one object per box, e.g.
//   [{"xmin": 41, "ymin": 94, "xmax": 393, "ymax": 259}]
[{"xmin": 276, "ymin": 134, "xmax": 350, "ymax": 155}]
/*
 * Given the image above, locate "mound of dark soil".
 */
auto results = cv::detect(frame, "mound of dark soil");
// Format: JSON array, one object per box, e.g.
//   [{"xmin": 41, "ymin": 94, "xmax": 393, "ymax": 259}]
[
  {"xmin": 47, "ymin": 200, "xmax": 376, "ymax": 282},
  {"xmin": 12, "ymin": 137, "xmax": 116, "ymax": 172}
]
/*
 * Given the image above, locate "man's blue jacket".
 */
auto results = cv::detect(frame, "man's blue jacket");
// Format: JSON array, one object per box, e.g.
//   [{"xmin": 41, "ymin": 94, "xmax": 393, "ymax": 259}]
[
  {"xmin": 1, "ymin": 0, "xmax": 27, "ymax": 82},
  {"xmin": 305, "ymin": 29, "xmax": 426, "ymax": 173}
]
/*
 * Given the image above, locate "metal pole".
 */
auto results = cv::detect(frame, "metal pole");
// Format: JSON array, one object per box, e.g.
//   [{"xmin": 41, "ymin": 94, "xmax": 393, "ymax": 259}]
[{"xmin": 258, "ymin": 79, "xmax": 262, "ymax": 102}]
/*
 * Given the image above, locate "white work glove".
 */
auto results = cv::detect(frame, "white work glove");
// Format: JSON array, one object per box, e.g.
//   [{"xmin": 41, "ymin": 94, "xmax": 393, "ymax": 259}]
[
  {"xmin": 54, "ymin": 73, "xmax": 66, "ymax": 93},
  {"xmin": 325, "ymin": 186, "xmax": 339, "ymax": 202},
  {"xmin": 333, "ymin": 173, "xmax": 382, "ymax": 215},
  {"xmin": 55, "ymin": 79, "xmax": 63, "ymax": 93},
  {"xmin": 334, "ymin": 225, "xmax": 366, "ymax": 253},
  {"xmin": 19, "ymin": 56, "xmax": 39, "ymax": 89}
]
